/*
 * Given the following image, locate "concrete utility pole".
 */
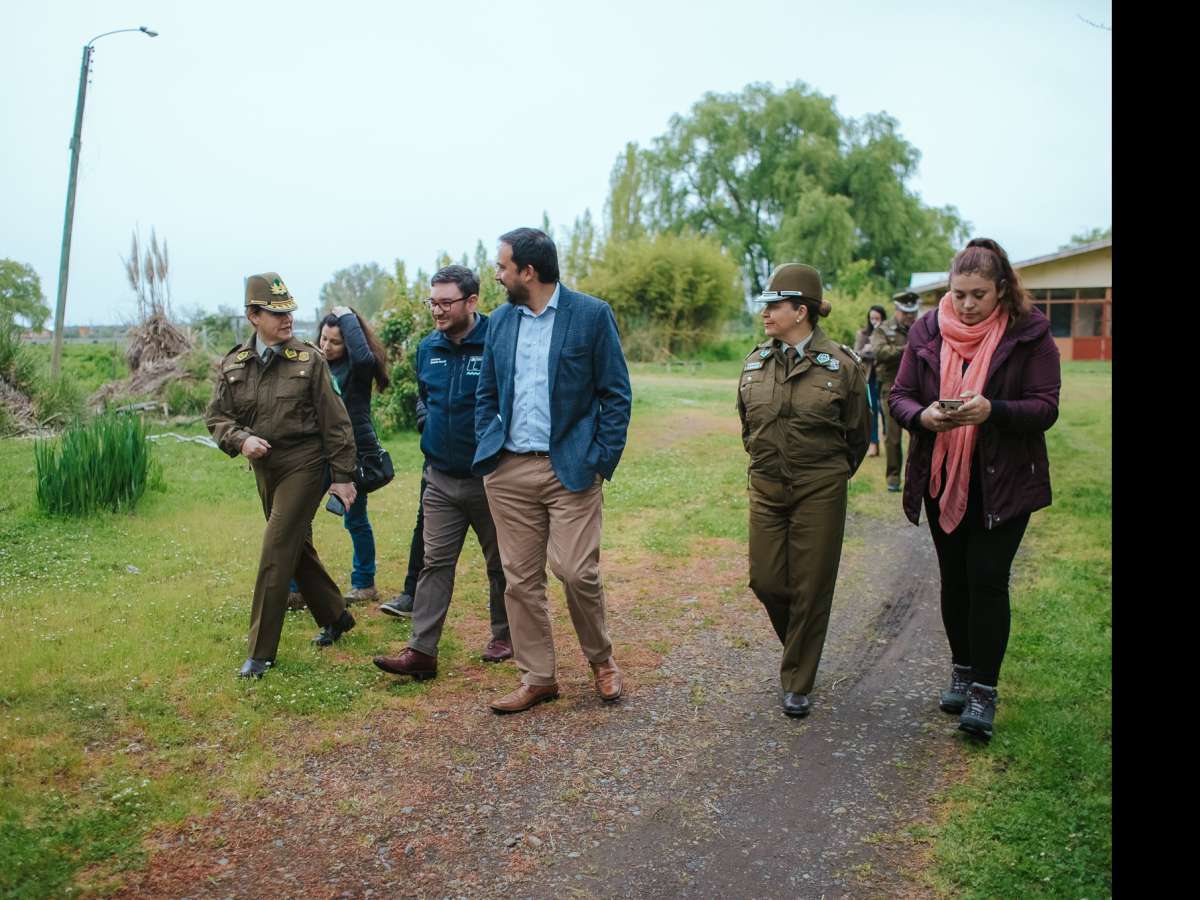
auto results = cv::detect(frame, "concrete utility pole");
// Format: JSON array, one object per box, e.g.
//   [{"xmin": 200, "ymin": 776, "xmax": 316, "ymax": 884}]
[{"xmin": 51, "ymin": 25, "xmax": 158, "ymax": 379}]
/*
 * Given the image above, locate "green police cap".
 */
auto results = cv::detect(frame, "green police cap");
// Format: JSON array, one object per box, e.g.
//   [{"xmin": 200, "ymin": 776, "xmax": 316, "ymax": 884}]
[
  {"xmin": 891, "ymin": 291, "xmax": 919, "ymax": 313},
  {"xmin": 245, "ymin": 272, "xmax": 298, "ymax": 312},
  {"xmin": 753, "ymin": 263, "xmax": 831, "ymax": 317}
]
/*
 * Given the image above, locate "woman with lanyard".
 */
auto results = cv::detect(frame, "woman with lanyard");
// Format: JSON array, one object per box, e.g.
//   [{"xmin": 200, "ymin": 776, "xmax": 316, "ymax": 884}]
[{"xmin": 888, "ymin": 238, "xmax": 1060, "ymax": 739}]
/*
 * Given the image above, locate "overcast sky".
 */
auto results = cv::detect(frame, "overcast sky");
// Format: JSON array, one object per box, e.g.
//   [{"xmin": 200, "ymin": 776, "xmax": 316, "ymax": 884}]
[{"xmin": 1, "ymin": 0, "xmax": 1112, "ymax": 326}]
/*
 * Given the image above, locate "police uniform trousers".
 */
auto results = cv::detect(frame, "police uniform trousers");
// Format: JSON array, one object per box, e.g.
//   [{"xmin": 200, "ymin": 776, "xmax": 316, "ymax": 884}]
[
  {"xmin": 408, "ymin": 465, "xmax": 509, "ymax": 658},
  {"xmin": 483, "ymin": 451, "xmax": 613, "ymax": 687},
  {"xmin": 748, "ymin": 470, "xmax": 848, "ymax": 695},
  {"xmin": 879, "ymin": 382, "xmax": 904, "ymax": 488},
  {"xmin": 248, "ymin": 439, "xmax": 347, "ymax": 661}
]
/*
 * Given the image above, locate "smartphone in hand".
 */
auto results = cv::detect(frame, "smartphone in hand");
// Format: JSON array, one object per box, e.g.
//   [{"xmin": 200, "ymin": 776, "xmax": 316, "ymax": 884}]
[
  {"xmin": 937, "ymin": 399, "xmax": 965, "ymax": 411},
  {"xmin": 325, "ymin": 494, "xmax": 346, "ymax": 516}
]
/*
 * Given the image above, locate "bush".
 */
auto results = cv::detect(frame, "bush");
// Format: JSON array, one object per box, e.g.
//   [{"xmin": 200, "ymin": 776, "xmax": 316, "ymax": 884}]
[
  {"xmin": 33, "ymin": 376, "xmax": 84, "ymax": 426},
  {"xmin": 164, "ymin": 380, "xmax": 211, "ymax": 416},
  {"xmin": 580, "ymin": 233, "xmax": 744, "ymax": 359},
  {"xmin": 372, "ymin": 294, "xmax": 427, "ymax": 432},
  {"xmin": 0, "ymin": 320, "xmax": 38, "ymax": 393},
  {"xmin": 34, "ymin": 414, "xmax": 156, "ymax": 516}
]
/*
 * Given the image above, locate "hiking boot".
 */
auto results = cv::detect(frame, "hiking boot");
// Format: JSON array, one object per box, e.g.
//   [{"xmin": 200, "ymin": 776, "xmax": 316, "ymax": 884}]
[
  {"xmin": 287, "ymin": 591, "xmax": 306, "ymax": 611},
  {"xmin": 379, "ymin": 593, "xmax": 414, "ymax": 618},
  {"xmin": 939, "ymin": 664, "xmax": 973, "ymax": 714},
  {"xmin": 958, "ymin": 683, "xmax": 998, "ymax": 739},
  {"xmin": 313, "ymin": 610, "xmax": 356, "ymax": 647},
  {"xmin": 343, "ymin": 586, "xmax": 379, "ymax": 605}
]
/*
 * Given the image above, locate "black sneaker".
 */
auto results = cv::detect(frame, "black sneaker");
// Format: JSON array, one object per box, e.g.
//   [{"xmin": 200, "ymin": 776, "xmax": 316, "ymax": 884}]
[
  {"xmin": 939, "ymin": 664, "xmax": 973, "ymax": 714},
  {"xmin": 958, "ymin": 683, "xmax": 998, "ymax": 739},
  {"xmin": 313, "ymin": 610, "xmax": 356, "ymax": 647},
  {"xmin": 379, "ymin": 593, "xmax": 414, "ymax": 618}
]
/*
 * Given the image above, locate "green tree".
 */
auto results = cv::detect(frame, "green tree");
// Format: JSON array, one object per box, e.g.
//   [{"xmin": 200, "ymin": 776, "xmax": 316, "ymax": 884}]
[
  {"xmin": 1060, "ymin": 226, "xmax": 1112, "ymax": 250},
  {"xmin": 319, "ymin": 262, "xmax": 395, "ymax": 320},
  {"xmin": 0, "ymin": 259, "xmax": 50, "ymax": 331},
  {"xmin": 580, "ymin": 233, "xmax": 743, "ymax": 360},
  {"xmin": 561, "ymin": 209, "xmax": 597, "ymax": 286},
  {"xmin": 620, "ymin": 81, "xmax": 967, "ymax": 295}
]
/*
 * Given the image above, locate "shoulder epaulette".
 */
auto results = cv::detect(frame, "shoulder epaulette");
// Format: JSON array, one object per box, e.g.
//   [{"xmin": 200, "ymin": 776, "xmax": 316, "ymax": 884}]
[
  {"xmin": 303, "ymin": 340, "xmax": 326, "ymax": 358},
  {"xmin": 840, "ymin": 343, "xmax": 862, "ymax": 365}
]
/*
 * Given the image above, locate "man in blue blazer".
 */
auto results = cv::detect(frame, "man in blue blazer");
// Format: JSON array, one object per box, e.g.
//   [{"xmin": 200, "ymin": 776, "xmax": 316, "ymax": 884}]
[{"xmin": 473, "ymin": 227, "xmax": 633, "ymax": 714}]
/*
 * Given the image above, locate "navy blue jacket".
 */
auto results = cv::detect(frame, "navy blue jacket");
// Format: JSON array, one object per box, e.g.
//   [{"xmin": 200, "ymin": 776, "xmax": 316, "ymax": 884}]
[
  {"xmin": 417, "ymin": 313, "xmax": 490, "ymax": 478},
  {"xmin": 472, "ymin": 285, "xmax": 632, "ymax": 492}
]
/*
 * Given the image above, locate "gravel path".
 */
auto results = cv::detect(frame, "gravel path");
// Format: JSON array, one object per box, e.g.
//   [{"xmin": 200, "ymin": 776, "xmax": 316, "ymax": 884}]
[{"xmin": 123, "ymin": 508, "xmax": 964, "ymax": 899}]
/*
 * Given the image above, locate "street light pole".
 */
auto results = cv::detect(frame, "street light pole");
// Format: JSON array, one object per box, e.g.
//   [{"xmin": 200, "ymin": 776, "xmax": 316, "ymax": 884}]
[{"xmin": 50, "ymin": 26, "xmax": 158, "ymax": 379}]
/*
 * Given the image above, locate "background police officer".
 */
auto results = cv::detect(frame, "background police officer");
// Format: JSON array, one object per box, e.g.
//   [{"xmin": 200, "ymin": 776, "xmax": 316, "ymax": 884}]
[
  {"xmin": 870, "ymin": 291, "xmax": 919, "ymax": 492},
  {"xmin": 738, "ymin": 263, "xmax": 870, "ymax": 718},
  {"xmin": 205, "ymin": 273, "xmax": 359, "ymax": 678}
]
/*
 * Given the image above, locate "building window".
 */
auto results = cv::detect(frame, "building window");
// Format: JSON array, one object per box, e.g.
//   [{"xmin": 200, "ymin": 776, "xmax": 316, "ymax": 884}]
[
  {"xmin": 1077, "ymin": 303, "xmax": 1105, "ymax": 337},
  {"xmin": 1049, "ymin": 303, "xmax": 1073, "ymax": 337}
]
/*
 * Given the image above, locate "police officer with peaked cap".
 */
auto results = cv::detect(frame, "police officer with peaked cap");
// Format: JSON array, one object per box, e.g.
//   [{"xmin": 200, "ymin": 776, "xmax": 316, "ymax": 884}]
[
  {"xmin": 870, "ymin": 290, "xmax": 920, "ymax": 492},
  {"xmin": 738, "ymin": 263, "xmax": 870, "ymax": 718},
  {"xmin": 205, "ymin": 272, "xmax": 360, "ymax": 678}
]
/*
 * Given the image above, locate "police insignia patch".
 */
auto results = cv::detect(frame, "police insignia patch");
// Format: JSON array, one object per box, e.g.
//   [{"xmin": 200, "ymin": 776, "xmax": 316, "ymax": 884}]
[
  {"xmin": 828, "ymin": 358, "xmax": 841, "ymax": 371},
  {"xmin": 759, "ymin": 349, "xmax": 771, "ymax": 358},
  {"xmin": 815, "ymin": 352, "xmax": 831, "ymax": 365},
  {"xmin": 236, "ymin": 350, "xmax": 251, "ymax": 362},
  {"xmin": 284, "ymin": 348, "xmax": 298, "ymax": 360},
  {"xmin": 298, "ymin": 351, "xmax": 310, "ymax": 361},
  {"xmin": 744, "ymin": 361, "xmax": 764, "ymax": 371},
  {"xmin": 270, "ymin": 278, "xmax": 289, "ymax": 296}
]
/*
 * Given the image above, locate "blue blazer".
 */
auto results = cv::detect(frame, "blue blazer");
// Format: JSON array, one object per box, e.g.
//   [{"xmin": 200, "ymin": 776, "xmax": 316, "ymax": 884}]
[{"xmin": 472, "ymin": 285, "xmax": 632, "ymax": 492}]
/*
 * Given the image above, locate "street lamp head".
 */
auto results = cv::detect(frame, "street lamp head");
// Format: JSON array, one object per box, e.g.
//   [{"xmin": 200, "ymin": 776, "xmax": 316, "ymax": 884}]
[{"xmin": 140, "ymin": 26, "xmax": 158, "ymax": 37}]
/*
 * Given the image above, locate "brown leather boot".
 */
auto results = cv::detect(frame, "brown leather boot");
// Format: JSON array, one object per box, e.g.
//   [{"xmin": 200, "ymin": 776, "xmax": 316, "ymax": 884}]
[
  {"xmin": 489, "ymin": 682, "xmax": 559, "ymax": 714},
  {"xmin": 591, "ymin": 658, "xmax": 623, "ymax": 702},
  {"xmin": 372, "ymin": 647, "xmax": 437, "ymax": 681},
  {"xmin": 481, "ymin": 638, "xmax": 513, "ymax": 662}
]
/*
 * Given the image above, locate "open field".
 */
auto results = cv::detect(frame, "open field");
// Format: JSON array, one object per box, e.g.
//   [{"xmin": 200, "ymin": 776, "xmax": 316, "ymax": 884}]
[{"xmin": 0, "ymin": 361, "xmax": 1111, "ymax": 897}]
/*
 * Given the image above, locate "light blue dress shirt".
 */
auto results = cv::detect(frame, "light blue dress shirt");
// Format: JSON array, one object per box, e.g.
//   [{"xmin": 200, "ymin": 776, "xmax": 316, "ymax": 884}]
[{"xmin": 503, "ymin": 283, "xmax": 560, "ymax": 453}]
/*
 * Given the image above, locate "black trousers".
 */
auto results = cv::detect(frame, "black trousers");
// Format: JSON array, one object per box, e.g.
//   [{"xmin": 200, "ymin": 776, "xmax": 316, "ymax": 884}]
[
  {"xmin": 402, "ymin": 476, "xmax": 427, "ymax": 596},
  {"xmin": 924, "ymin": 473, "xmax": 1029, "ymax": 687}
]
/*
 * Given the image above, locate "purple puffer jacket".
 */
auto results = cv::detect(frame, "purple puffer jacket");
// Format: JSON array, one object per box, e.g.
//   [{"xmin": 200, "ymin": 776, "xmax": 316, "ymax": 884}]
[{"xmin": 888, "ymin": 305, "xmax": 1061, "ymax": 529}]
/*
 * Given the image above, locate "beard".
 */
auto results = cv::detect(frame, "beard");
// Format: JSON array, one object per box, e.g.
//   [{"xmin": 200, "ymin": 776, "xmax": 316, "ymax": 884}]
[{"xmin": 504, "ymin": 281, "xmax": 530, "ymax": 305}]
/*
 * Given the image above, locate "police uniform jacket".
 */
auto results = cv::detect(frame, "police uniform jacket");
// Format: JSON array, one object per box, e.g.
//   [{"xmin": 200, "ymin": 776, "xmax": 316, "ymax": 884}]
[
  {"xmin": 869, "ymin": 320, "xmax": 909, "ymax": 388},
  {"xmin": 417, "ymin": 313, "xmax": 490, "ymax": 479},
  {"xmin": 737, "ymin": 325, "xmax": 871, "ymax": 483},
  {"xmin": 205, "ymin": 336, "xmax": 358, "ymax": 482}
]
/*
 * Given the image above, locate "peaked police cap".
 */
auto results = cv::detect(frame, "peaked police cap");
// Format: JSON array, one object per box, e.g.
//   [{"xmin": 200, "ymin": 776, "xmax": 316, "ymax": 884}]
[
  {"xmin": 891, "ymin": 291, "xmax": 920, "ymax": 313},
  {"xmin": 755, "ymin": 263, "xmax": 823, "ymax": 306},
  {"xmin": 245, "ymin": 272, "xmax": 298, "ymax": 312}
]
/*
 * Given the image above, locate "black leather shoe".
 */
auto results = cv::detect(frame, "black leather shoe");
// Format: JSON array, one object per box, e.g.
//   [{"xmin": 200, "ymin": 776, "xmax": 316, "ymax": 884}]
[
  {"xmin": 782, "ymin": 692, "xmax": 811, "ymax": 718},
  {"xmin": 379, "ymin": 593, "xmax": 414, "ymax": 618},
  {"xmin": 313, "ymin": 610, "xmax": 356, "ymax": 647},
  {"xmin": 238, "ymin": 658, "xmax": 272, "ymax": 678}
]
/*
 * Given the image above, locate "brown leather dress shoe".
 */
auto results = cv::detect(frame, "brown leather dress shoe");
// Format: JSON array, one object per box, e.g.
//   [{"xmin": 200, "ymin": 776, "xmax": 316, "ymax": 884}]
[
  {"xmin": 591, "ymin": 658, "xmax": 623, "ymax": 702},
  {"xmin": 373, "ymin": 648, "xmax": 437, "ymax": 681},
  {"xmin": 489, "ymin": 682, "xmax": 559, "ymax": 714},
  {"xmin": 481, "ymin": 638, "xmax": 513, "ymax": 663}
]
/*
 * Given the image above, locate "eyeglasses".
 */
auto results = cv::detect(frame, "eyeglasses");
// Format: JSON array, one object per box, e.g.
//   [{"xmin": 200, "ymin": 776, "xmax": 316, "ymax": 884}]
[{"xmin": 425, "ymin": 297, "xmax": 468, "ymax": 312}]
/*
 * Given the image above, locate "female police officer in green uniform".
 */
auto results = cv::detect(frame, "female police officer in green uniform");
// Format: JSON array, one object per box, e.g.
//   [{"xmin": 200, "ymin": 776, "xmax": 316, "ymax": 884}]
[
  {"xmin": 738, "ymin": 264, "xmax": 870, "ymax": 717},
  {"xmin": 205, "ymin": 273, "xmax": 360, "ymax": 678}
]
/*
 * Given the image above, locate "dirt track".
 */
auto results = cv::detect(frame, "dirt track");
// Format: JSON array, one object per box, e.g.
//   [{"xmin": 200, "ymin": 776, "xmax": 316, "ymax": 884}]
[{"xmin": 123, "ymin": 508, "xmax": 964, "ymax": 899}]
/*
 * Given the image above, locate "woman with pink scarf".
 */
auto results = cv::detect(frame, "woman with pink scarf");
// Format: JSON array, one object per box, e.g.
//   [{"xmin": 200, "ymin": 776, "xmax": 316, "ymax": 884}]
[{"xmin": 888, "ymin": 238, "xmax": 1060, "ymax": 740}]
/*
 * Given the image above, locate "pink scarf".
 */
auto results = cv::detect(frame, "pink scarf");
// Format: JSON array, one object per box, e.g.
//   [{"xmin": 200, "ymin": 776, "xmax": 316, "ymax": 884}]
[{"xmin": 929, "ymin": 292, "xmax": 1008, "ymax": 533}]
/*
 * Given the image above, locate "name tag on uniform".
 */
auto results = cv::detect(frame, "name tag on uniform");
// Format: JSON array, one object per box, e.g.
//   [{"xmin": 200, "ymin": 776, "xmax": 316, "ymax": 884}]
[
  {"xmin": 466, "ymin": 356, "xmax": 483, "ymax": 375},
  {"xmin": 743, "ymin": 361, "xmax": 764, "ymax": 371},
  {"xmin": 430, "ymin": 357, "xmax": 447, "ymax": 366}
]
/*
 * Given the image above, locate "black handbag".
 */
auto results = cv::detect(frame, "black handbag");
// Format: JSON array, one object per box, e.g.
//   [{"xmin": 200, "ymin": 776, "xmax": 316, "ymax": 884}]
[{"xmin": 356, "ymin": 447, "xmax": 394, "ymax": 493}]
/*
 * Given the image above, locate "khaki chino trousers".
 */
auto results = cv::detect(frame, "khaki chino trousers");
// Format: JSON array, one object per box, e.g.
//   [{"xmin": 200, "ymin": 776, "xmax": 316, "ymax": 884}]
[
  {"xmin": 748, "ymin": 471, "xmax": 848, "ymax": 695},
  {"xmin": 248, "ymin": 442, "xmax": 347, "ymax": 662},
  {"xmin": 408, "ymin": 465, "xmax": 509, "ymax": 657},
  {"xmin": 483, "ymin": 452, "xmax": 613, "ymax": 686}
]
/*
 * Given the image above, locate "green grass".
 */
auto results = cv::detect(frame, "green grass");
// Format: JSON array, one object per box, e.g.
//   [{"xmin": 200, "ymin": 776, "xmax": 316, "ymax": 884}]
[
  {"xmin": 925, "ymin": 362, "xmax": 1112, "ymax": 897},
  {"xmin": 22, "ymin": 342, "xmax": 129, "ymax": 397},
  {"xmin": 0, "ymin": 360, "xmax": 1111, "ymax": 896}
]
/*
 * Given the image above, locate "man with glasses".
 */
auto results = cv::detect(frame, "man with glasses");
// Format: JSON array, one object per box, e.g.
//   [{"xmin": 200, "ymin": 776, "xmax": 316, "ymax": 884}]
[{"xmin": 374, "ymin": 265, "xmax": 512, "ymax": 680}]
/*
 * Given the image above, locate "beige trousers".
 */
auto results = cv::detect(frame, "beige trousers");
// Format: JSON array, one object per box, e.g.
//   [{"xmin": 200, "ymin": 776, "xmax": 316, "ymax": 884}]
[{"xmin": 483, "ymin": 452, "xmax": 612, "ymax": 686}]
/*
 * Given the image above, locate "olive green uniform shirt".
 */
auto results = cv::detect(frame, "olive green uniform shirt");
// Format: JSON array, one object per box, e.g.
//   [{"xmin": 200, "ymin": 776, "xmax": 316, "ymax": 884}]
[
  {"xmin": 868, "ymin": 319, "xmax": 910, "ymax": 389},
  {"xmin": 737, "ymin": 325, "xmax": 870, "ymax": 483},
  {"xmin": 205, "ymin": 336, "xmax": 357, "ymax": 481}
]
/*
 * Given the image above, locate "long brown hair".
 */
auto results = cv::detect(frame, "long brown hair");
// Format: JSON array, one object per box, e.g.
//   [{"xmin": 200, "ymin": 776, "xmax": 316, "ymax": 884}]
[
  {"xmin": 949, "ymin": 238, "xmax": 1030, "ymax": 321},
  {"xmin": 322, "ymin": 308, "xmax": 390, "ymax": 392}
]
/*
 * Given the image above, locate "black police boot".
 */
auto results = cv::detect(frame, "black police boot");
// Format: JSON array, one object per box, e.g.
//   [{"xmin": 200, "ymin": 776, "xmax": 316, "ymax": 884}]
[
  {"xmin": 958, "ymin": 683, "xmax": 998, "ymax": 739},
  {"xmin": 313, "ymin": 610, "xmax": 356, "ymax": 647},
  {"xmin": 782, "ymin": 692, "xmax": 811, "ymax": 718},
  {"xmin": 238, "ymin": 658, "xmax": 272, "ymax": 678},
  {"xmin": 939, "ymin": 664, "xmax": 973, "ymax": 714}
]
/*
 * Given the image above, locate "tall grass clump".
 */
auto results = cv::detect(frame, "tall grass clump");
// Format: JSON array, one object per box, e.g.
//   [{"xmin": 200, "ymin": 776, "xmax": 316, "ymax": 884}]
[{"xmin": 34, "ymin": 413, "xmax": 154, "ymax": 516}]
